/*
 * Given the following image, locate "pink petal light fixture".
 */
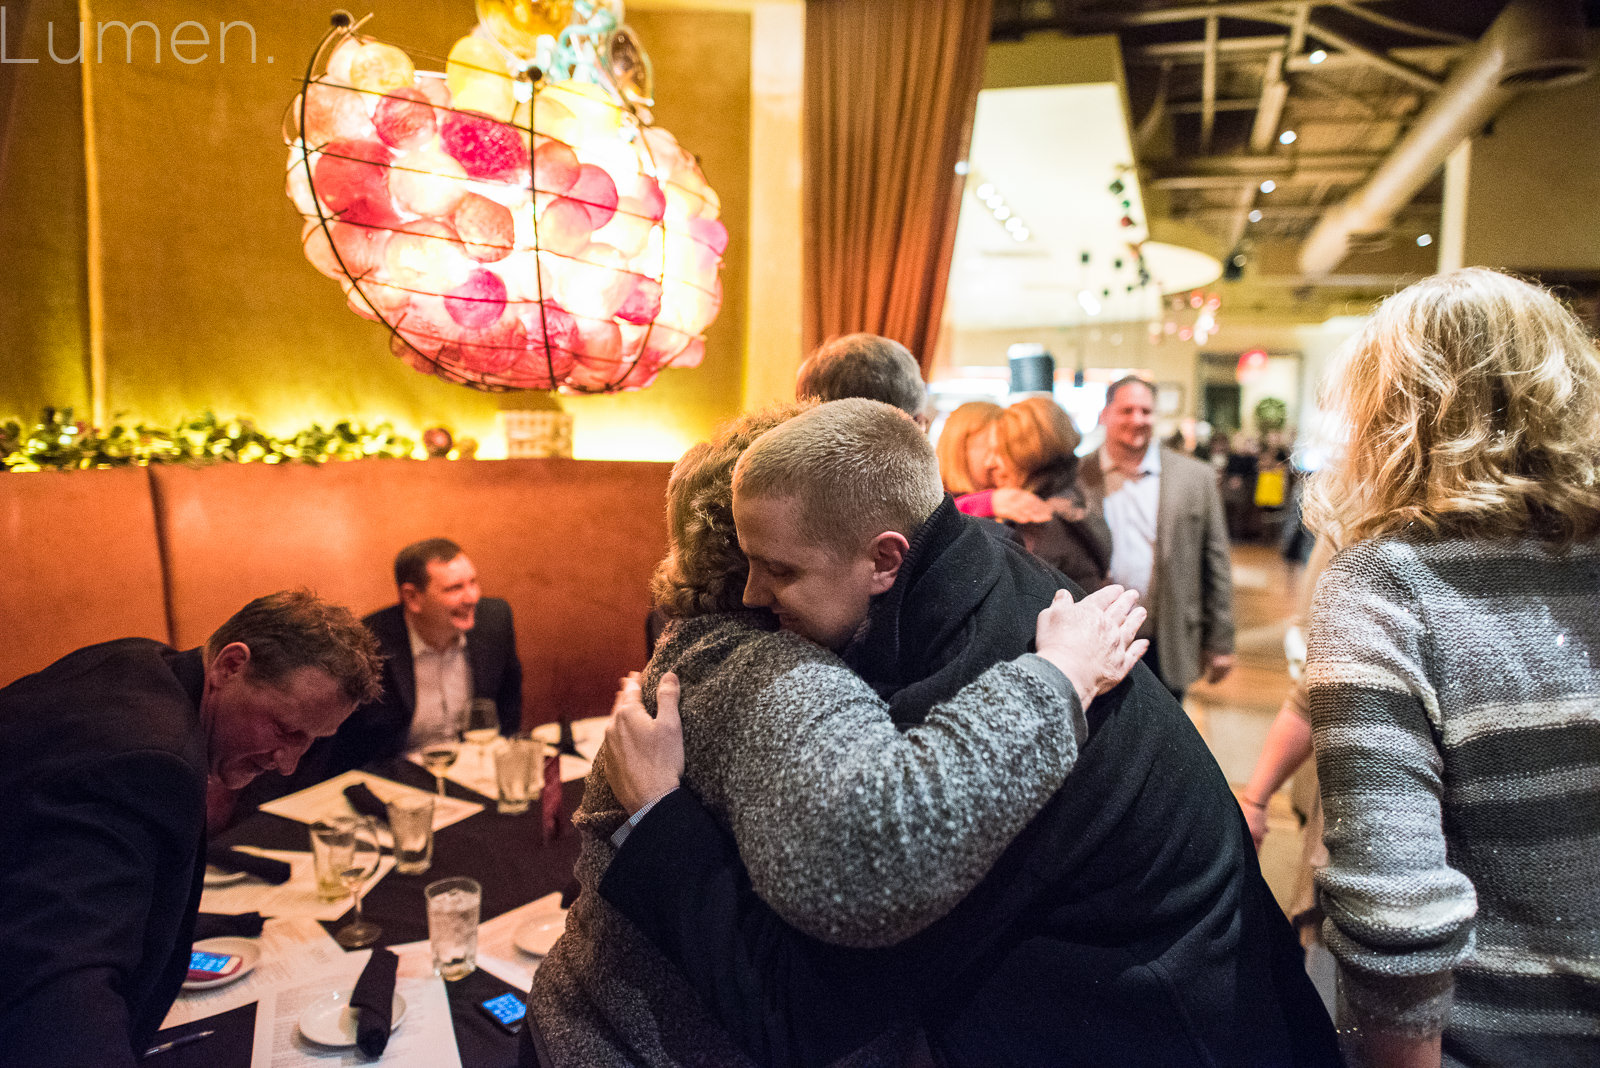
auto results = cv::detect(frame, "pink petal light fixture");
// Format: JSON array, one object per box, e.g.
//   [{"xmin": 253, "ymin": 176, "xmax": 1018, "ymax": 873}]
[{"xmin": 284, "ymin": 2, "xmax": 724, "ymax": 393}]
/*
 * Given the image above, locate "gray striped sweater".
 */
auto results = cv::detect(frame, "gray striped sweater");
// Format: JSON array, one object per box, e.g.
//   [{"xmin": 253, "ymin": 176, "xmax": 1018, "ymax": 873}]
[{"xmin": 1307, "ymin": 536, "xmax": 1600, "ymax": 1067}]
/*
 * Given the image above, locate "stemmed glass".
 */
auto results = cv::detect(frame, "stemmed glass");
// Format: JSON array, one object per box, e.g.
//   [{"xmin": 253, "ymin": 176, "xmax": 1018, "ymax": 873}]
[
  {"xmin": 333, "ymin": 816, "xmax": 383, "ymax": 948},
  {"xmin": 462, "ymin": 698, "xmax": 500, "ymax": 775},
  {"xmin": 420, "ymin": 742, "xmax": 459, "ymax": 797}
]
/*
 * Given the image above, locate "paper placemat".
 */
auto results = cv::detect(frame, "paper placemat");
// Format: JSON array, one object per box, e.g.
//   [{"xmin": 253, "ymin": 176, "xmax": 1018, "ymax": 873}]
[
  {"xmin": 259, "ymin": 770, "xmax": 482, "ymax": 830},
  {"xmin": 199, "ymin": 847, "xmax": 394, "ymax": 922}
]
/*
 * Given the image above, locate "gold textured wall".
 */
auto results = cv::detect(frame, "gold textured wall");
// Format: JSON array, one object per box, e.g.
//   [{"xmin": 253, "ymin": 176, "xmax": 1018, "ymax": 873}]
[{"xmin": 0, "ymin": 0, "xmax": 752, "ymax": 459}]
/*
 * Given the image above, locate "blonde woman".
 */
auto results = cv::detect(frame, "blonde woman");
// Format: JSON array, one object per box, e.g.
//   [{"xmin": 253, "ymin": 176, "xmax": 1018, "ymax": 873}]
[{"xmin": 1303, "ymin": 268, "xmax": 1600, "ymax": 1068}]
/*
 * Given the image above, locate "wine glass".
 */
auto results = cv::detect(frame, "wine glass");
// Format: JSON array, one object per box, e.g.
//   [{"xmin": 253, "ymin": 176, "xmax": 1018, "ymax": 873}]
[
  {"xmin": 333, "ymin": 816, "xmax": 383, "ymax": 948},
  {"xmin": 420, "ymin": 742, "xmax": 459, "ymax": 797},
  {"xmin": 463, "ymin": 698, "xmax": 500, "ymax": 773}
]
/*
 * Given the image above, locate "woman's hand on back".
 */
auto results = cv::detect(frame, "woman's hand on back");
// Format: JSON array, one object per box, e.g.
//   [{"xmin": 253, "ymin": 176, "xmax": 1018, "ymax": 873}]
[
  {"xmin": 1034, "ymin": 585, "xmax": 1148, "ymax": 710},
  {"xmin": 991, "ymin": 487, "xmax": 1054, "ymax": 524}
]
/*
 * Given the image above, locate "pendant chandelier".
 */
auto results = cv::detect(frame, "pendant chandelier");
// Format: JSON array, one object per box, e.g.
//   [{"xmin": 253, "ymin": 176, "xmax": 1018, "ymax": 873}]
[{"xmin": 284, "ymin": 1, "xmax": 725, "ymax": 394}]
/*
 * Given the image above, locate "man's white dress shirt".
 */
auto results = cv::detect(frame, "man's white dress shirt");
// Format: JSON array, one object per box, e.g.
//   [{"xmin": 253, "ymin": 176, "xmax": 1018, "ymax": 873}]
[
  {"xmin": 1101, "ymin": 441, "xmax": 1162, "ymax": 603},
  {"xmin": 404, "ymin": 622, "xmax": 471, "ymax": 750}
]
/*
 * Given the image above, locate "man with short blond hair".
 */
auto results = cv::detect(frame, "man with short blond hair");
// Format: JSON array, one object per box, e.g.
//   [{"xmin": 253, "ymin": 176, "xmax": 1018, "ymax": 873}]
[
  {"xmin": 0, "ymin": 590, "xmax": 379, "ymax": 1067},
  {"xmin": 734, "ymin": 397, "xmax": 943, "ymax": 554},
  {"xmin": 598, "ymin": 399, "xmax": 1338, "ymax": 1066}
]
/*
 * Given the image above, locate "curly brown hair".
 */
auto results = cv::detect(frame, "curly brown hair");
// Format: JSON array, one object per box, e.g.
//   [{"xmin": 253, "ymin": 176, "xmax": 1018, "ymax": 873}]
[{"xmin": 651, "ymin": 403, "xmax": 810, "ymax": 617}]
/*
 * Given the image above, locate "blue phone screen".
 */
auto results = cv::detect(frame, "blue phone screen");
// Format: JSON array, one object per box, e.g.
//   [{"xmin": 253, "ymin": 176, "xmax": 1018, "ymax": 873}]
[
  {"xmin": 189, "ymin": 950, "xmax": 234, "ymax": 973},
  {"xmin": 481, "ymin": 993, "xmax": 527, "ymax": 1025}
]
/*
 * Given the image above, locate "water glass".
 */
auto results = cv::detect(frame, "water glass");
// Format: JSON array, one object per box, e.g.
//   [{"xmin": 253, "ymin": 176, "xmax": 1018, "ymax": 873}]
[
  {"xmin": 386, "ymin": 793, "xmax": 436, "ymax": 875},
  {"xmin": 494, "ymin": 735, "xmax": 541, "ymax": 814},
  {"xmin": 425, "ymin": 876, "xmax": 481, "ymax": 980},
  {"xmin": 309, "ymin": 816, "xmax": 356, "ymax": 902}
]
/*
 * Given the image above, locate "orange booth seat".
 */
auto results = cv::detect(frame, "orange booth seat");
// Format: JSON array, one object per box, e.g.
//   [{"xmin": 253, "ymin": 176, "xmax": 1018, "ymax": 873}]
[{"xmin": 2, "ymin": 458, "xmax": 672, "ymax": 726}]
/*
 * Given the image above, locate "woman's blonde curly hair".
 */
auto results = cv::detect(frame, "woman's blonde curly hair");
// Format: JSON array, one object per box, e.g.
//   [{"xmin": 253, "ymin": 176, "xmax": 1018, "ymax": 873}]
[
  {"xmin": 650, "ymin": 402, "xmax": 811, "ymax": 617},
  {"xmin": 1305, "ymin": 267, "xmax": 1600, "ymax": 548}
]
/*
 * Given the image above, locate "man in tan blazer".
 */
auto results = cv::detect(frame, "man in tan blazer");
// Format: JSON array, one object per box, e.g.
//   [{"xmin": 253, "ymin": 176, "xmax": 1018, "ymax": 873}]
[{"xmin": 1080, "ymin": 376, "xmax": 1234, "ymax": 698}]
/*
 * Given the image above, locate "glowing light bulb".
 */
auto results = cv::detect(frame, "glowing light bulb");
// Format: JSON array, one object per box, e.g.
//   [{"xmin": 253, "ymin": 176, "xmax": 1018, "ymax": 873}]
[
  {"xmin": 1278, "ymin": 130, "xmax": 1297, "ymax": 145},
  {"xmin": 1259, "ymin": 179, "xmax": 1277, "ymax": 193},
  {"xmin": 1308, "ymin": 49, "xmax": 1327, "ymax": 64}
]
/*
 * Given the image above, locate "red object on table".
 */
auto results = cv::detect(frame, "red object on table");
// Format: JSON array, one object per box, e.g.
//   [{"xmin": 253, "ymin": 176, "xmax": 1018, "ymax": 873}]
[{"xmin": 541, "ymin": 753, "xmax": 563, "ymax": 843}]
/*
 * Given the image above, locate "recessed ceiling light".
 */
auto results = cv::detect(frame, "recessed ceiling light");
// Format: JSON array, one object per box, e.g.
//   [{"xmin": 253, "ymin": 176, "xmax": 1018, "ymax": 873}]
[
  {"xmin": 1004, "ymin": 217, "xmax": 1023, "ymax": 231},
  {"xmin": 1013, "ymin": 229, "xmax": 1030, "ymax": 241},
  {"xmin": 976, "ymin": 183, "xmax": 994, "ymax": 199},
  {"xmin": 1259, "ymin": 179, "xmax": 1277, "ymax": 193},
  {"xmin": 1279, "ymin": 130, "xmax": 1297, "ymax": 145},
  {"xmin": 1248, "ymin": 209, "xmax": 1263, "ymax": 222},
  {"xmin": 1308, "ymin": 49, "xmax": 1328, "ymax": 64},
  {"xmin": 994, "ymin": 206, "xmax": 1011, "ymax": 221},
  {"xmin": 954, "ymin": 160, "xmax": 970, "ymax": 175},
  {"xmin": 1417, "ymin": 233, "xmax": 1433, "ymax": 247},
  {"xmin": 1077, "ymin": 290, "xmax": 1102, "ymax": 316}
]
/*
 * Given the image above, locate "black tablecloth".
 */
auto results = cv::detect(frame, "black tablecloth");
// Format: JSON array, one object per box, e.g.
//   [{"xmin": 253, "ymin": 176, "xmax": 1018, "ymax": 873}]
[{"xmin": 149, "ymin": 759, "xmax": 584, "ymax": 1067}]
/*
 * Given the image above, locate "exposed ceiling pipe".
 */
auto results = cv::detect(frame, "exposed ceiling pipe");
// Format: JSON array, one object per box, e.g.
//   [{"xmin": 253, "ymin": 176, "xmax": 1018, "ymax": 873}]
[{"xmin": 1299, "ymin": 0, "xmax": 1593, "ymax": 277}]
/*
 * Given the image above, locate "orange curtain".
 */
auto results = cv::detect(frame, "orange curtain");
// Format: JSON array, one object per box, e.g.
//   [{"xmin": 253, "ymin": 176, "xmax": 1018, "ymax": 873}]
[{"xmin": 804, "ymin": 0, "xmax": 992, "ymax": 374}]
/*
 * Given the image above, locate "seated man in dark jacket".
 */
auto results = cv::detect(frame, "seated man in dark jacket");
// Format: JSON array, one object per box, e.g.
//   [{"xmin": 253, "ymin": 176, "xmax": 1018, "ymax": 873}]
[
  {"xmin": 595, "ymin": 399, "xmax": 1339, "ymax": 1067},
  {"xmin": 245, "ymin": 539, "xmax": 522, "ymax": 804},
  {"xmin": 329, "ymin": 537, "xmax": 522, "ymax": 769},
  {"xmin": 0, "ymin": 591, "xmax": 380, "ymax": 1068}
]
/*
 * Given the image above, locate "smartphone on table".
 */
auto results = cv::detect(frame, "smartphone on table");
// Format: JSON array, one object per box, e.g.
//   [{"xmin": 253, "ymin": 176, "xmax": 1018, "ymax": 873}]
[
  {"xmin": 186, "ymin": 950, "xmax": 242, "ymax": 983},
  {"xmin": 477, "ymin": 991, "xmax": 527, "ymax": 1034}
]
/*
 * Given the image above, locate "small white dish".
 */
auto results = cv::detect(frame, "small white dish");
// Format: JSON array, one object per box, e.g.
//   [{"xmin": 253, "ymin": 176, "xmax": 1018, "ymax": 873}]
[
  {"xmin": 182, "ymin": 937, "xmax": 261, "ymax": 991},
  {"xmin": 203, "ymin": 864, "xmax": 250, "ymax": 887},
  {"xmin": 513, "ymin": 909, "xmax": 568, "ymax": 957},
  {"xmin": 298, "ymin": 989, "xmax": 408, "ymax": 1048}
]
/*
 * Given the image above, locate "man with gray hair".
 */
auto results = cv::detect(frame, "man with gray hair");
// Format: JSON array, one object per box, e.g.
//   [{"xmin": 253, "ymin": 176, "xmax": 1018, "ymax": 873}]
[
  {"xmin": 795, "ymin": 332, "xmax": 928, "ymax": 424},
  {"xmin": 0, "ymin": 590, "xmax": 381, "ymax": 1067},
  {"xmin": 598, "ymin": 399, "xmax": 1337, "ymax": 1066}
]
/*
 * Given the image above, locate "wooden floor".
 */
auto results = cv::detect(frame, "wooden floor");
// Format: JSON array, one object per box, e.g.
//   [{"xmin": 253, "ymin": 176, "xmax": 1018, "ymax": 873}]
[{"xmin": 1183, "ymin": 542, "xmax": 1316, "ymax": 912}]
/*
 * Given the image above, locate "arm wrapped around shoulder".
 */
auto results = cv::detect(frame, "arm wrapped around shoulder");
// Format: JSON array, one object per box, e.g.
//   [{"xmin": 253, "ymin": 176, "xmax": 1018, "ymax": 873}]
[{"xmin": 713, "ymin": 635, "xmax": 1082, "ymax": 948}]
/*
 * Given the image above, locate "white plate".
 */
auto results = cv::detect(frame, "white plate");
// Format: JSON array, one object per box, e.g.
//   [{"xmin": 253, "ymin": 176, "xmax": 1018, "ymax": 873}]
[
  {"xmin": 513, "ymin": 909, "xmax": 568, "ymax": 957},
  {"xmin": 203, "ymin": 864, "xmax": 249, "ymax": 887},
  {"xmin": 298, "ymin": 989, "xmax": 408, "ymax": 1048},
  {"xmin": 182, "ymin": 937, "xmax": 261, "ymax": 990}
]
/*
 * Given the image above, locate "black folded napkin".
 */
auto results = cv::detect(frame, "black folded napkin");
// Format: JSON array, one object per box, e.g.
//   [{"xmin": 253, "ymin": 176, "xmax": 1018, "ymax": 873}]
[
  {"xmin": 556, "ymin": 718, "xmax": 581, "ymax": 757},
  {"xmin": 205, "ymin": 845, "xmax": 291, "ymax": 885},
  {"xmin": 344, "ymin": 783, "xmax": 391, "ymax": 824},
  {"xmin": 351, "ymin": 947, "xmax": 398, "ymax": 1058},
  {"xmin": 194, "ymin": 911, "xmax": 266, "ymax": 940}
]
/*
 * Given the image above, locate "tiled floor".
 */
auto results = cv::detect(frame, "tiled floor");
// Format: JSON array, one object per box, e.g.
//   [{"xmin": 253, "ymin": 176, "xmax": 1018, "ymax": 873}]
[{"xmin": 1183, "ymin": 542, "xmax": 1316, "ymax": 913}]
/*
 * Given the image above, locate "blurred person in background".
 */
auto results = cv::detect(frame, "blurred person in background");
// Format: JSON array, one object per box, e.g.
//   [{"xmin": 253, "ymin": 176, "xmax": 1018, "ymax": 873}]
[
  {"xmin": 935, "ymin": 400, "xmax": 1001, "ymax": 496},
  {"xmin": 982, "ymin": 396, "xmax": 1112, "ymax": 591},
  {"xmin": 795, "ymin": 333, "xmax": 928, "ymax": 425},
  {"xmin": 1081, "ymin": 376, "xmax": 1235, "ymax": 700},
  {"xmin": 1304, "ymin": 268, "xmax": 1600, "ymax": 1068}
]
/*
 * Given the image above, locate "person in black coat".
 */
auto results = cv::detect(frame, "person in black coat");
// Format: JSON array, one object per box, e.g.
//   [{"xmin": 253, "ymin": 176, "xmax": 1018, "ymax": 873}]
[
  {"xmin": 592, "ymin": 400, "xmax": 1340, "ymax": 1068},
  {"xmin": 0, "ymin": 591, "xmax": 380, "ymax": 1067}
]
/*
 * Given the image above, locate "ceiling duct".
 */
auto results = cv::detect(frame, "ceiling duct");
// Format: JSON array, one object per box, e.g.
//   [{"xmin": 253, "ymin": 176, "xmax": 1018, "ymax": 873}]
[{"xmin": 1298, "ymin": 0, "xmax": 1593, "ymax": 277}]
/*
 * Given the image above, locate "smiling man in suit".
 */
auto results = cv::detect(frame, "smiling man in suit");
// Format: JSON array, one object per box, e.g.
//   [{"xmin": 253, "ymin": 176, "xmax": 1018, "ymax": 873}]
[
  {"xmin": 1079, "ymin": 375, "xmax": 1234, "ymax": 700},
  {"xmin": 326, "ymin": 538, "xmax": 523, "ymax": 770}
]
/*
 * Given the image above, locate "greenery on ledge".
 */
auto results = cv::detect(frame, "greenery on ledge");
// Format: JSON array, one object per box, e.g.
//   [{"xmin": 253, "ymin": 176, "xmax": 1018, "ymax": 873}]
[{"xmin": 1, "ymin": 409, "xmax": 418, "ymax": 472}]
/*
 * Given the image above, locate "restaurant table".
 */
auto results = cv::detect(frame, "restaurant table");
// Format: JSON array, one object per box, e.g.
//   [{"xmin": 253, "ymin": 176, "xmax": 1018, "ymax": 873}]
[{"xmin": 146, "ymin": 754, "xmax": 587, "ymax": 1068}]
